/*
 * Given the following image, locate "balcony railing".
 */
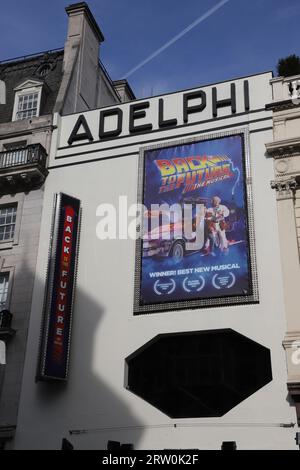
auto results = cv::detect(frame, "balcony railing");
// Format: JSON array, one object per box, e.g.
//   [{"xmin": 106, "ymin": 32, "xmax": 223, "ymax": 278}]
[
  {"xmin": 269, "ymin": 74, "xmax": 300, "ymax": 107},
  {"xmin": 0, "ymin": 143, "xmax": 47, "ymax": 169},
  {"xmin": 288, "ymin": 78, "xmax": 300, "ymax": 105},
  {"xmin": 0, "ymin": 143, "xmax": 48, "ymax": 192}
]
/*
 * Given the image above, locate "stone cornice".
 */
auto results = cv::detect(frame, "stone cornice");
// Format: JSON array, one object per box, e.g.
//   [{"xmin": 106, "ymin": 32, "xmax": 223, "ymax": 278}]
[
  {"xmin": 0, "ymin": 114, "xmax": 54, "ymax": 138},
  {"xmin": 265, "ymin": 99, "xmax": 300, "ymax": 111},
  {"xmin": 266, "ymin": 137, "xmax": 300, "ymax": 158},
  {"xmin": 283, "ymin": 331, "xmax": 300, "ymax": 348}
]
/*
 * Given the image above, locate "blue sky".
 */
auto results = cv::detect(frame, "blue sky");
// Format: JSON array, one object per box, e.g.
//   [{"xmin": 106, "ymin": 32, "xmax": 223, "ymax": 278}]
[{"xmin": 0, "ymin": 0, "xmax": 299, "ymax": 98}]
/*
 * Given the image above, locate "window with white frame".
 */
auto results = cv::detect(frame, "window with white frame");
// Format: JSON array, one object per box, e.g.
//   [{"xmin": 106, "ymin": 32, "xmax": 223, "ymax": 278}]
[
  {"xmin": 0, "ymin": 273, "xmax": 9, "ymax": 309},
  {"xmin": 0, "ymin": 205, "xmax": 17, "ymax": 242},
  {"xmin": 12, "ymin": 80, "xmax": 43, "ymax": 122},
  {"xmin": 15, "ymin": 93, "xmax": 39, "ymax": 120}
]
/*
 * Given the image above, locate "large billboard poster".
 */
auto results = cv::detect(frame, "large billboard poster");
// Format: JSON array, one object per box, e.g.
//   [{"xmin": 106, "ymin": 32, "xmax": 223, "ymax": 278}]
[{"xmin": 134, "ymin": 129, "xmax": 258, "ymax": 314}]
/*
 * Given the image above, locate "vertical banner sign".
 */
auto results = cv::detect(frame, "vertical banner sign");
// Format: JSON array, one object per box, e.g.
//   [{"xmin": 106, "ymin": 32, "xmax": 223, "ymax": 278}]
[
  {"xmin": 38, "ymin": 193, "xmax": 81, "ymax": 381},
  {"xmin": 134, "ymin": 129, "xmax": 258, "ymax": 314}
]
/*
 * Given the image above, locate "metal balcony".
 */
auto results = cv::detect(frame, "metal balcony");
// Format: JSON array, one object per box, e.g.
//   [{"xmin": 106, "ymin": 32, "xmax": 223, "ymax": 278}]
[{"xmin": 0, "ymin": 143, "xmax": 48, "ymax": 193}]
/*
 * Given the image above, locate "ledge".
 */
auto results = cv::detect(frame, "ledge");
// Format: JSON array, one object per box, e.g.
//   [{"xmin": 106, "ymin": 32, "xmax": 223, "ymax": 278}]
[
  {"xmin": 0, "ymin": 114, "xmax": 53, "ymax": 138},
  {"xmin": 265, "ymin": 99, "xmax": 300, "ymax": 111},
  {"xmin": 283, "ymin": 331, "xmax": 300, "ymax": 348},
  {"xmin": 265, "ymin": 137, "xmax": 300, "ymax": 157}
]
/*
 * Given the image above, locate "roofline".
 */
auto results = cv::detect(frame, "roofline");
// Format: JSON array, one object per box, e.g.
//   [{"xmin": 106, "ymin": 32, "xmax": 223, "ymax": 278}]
[
  {"xmin": 60, "ymin": 69, "xmax": 274, "ymax": 118},
  {"xmin": 113, "ymin": 79, "xmax": 136, "ymax": 100},
  {"xmin": 99, "ymin": 61, "xmax": 121, "ymax": 103},
  {"xmin": 0, "ymin": 48, "xmax": 64, "ymax": 66}
]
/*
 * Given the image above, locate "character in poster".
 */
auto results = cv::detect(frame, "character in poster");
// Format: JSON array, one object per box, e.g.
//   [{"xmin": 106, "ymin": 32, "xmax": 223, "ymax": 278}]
[
  {"xmin": 136, "ymin": 133, "xmax": 256, "ymax": 311},
  {"xmin": 204, "ymin": 196, "xmax": 230, "ymax": 255}
]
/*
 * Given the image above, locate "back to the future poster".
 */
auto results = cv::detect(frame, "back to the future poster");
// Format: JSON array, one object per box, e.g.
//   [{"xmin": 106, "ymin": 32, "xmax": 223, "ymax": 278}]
[{"xmin": 134, "ymin": 131, "xmax": 259, "ymax": 314}]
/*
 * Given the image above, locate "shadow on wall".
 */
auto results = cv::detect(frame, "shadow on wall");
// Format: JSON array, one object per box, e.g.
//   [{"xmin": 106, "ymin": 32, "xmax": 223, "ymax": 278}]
[
  {"xmin": 0, "ymin": 227, "xmax": 44, "ymax": 431},
  {"xmin": 10, "ymin": 253, "xmax": 144, "ymax": 450}
]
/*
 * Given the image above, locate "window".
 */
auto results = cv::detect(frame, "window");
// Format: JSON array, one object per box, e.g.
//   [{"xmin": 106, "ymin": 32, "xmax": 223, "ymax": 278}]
[
  {"xmin": 0, "ymin": 195, "xmax": 23, "ymax": 247},
  {"xmin": 15, "ymin": 93, "xmax": 39, "ymax": 120},
  {"xmin": 0, "ymin": 273, "xmax": 9, "ymax": 309},
  {"xmin": 12, "ymin": 80, "xmax": 43, "ymax": 122},
  {"xmin": 0, "ymin": 205, "xmax": 17, "ymax": 242}
]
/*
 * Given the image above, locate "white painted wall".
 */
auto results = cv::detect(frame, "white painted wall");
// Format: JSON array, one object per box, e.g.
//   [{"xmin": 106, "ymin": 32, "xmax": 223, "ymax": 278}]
[{"xmin": 13, "ymin": 72, "xmax": 298, "ymax": 450}]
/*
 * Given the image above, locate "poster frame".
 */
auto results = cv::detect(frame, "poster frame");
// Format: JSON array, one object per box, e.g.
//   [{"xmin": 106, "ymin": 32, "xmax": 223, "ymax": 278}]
[{"xmin": 133, "ymin": 127, "xmax": 259, "ymax": 315}]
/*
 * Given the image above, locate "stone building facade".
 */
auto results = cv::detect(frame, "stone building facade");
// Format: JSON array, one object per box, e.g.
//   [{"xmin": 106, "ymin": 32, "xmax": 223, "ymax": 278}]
[
  {"xmin": 0, "ymin": 2, "xmax": 133, "ymax": 448},
  {"xmin": 266, "ymin": 73, "xmax": 300, "ymax": 425}
]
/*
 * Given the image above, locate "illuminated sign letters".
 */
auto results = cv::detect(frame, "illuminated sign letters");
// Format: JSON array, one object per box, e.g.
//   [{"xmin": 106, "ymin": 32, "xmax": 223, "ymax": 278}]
[{"xmin": 38, "ymin": 193, "xmax": 81, "ymax": 381}]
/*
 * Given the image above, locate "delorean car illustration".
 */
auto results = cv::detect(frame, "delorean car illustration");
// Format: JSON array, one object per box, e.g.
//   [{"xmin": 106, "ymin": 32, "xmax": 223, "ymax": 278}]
[{"xmin": 142, "ymin": 197, "xmax": 239, "ymax": 262}]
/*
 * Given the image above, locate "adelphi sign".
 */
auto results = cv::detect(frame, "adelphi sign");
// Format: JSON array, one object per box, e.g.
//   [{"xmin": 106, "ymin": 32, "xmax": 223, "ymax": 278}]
[{"xmin": 67, "ymin": 80, "xmax": 251, "ymax": 146}]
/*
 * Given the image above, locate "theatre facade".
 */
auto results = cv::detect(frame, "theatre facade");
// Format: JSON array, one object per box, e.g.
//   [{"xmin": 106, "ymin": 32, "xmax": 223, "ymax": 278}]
[{"xmin": 13, "ymin": 70, "xmax": 300, "ymax": 449}]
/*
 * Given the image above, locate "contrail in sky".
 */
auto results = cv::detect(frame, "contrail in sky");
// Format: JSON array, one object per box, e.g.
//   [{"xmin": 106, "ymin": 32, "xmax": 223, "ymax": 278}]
[{"xmin": 123, "ymin": 0, "xmax": 231, "ymax": 79}]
